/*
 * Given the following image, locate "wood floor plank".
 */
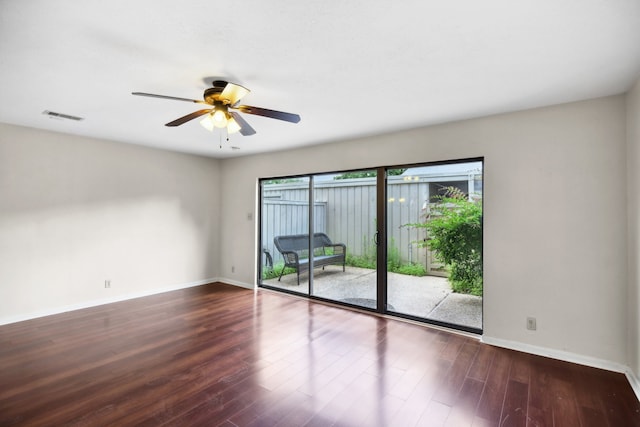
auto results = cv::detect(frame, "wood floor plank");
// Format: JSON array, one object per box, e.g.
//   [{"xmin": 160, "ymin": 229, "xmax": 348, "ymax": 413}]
[
  {"xmin": 466, "ymin": 343, "xmax": 496, "ymax": 382},
  {"xmin": 595, "ymin": 369, "xmax": 640, "ymax": 427},
  {"xmin": 499, "ymin": 379, "xmax": 528, "ymax": 427},
  {"xmin": 508, "ymin": 352, "xmax": 531, "ymax": 385},
  {"xmin": 0, "ymin": 283, "xmax": 638, "ymax": 426},
  {"xmin": 444, "ymin": 377, "xmax": 485, "ymax": 426},
  {"xmin": 475, "ymin": 348, "xmax": 513, "ymax": 424},
  {"xmin": 527, "ymin": 365, "xmax": 554, "ymax": 427},
  {"xmin": 416, "ymin": 401, "xmax": 451, "ymax": 426},
  {"xmin": 550, "ymin": 376, "xmax": 582, "ymax": 426},
  {"xmin": 432, "ymin": 341, "xmax": 480, "ymax": 406}
]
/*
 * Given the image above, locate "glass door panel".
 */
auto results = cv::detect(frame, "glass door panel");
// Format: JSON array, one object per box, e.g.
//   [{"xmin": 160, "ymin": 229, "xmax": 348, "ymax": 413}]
[
  {"xmin": 260, "ymin": 177, "xmax": 311, "ymax": 295},
  {"xmin": 310, "ymin": 171, "xmax": 378, "ymax": 309},
  {"xmin": 386, "ymin": 162, "xmax": 483, "ymax": 332}
]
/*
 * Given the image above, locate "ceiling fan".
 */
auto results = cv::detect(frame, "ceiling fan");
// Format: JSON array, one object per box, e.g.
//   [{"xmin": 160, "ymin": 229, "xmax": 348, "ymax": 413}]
[{"xmin": 132, "ymin": 80, "xmax": 300, "ymax": 136}]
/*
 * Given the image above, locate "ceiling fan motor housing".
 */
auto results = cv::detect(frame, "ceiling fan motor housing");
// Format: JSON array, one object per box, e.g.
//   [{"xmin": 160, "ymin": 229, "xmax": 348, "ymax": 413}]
[{"xmin": 203, "ymin": 81, "xmax": 231, "ymax": 104}]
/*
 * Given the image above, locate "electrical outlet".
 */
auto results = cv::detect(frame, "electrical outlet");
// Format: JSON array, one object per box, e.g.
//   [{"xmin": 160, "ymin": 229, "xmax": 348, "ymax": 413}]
[
  {"xmin": 231, "ymin": 266, "xmax": 235, "ymax": 273},
  {"xmin": 105, "ymin": 280, "xmax": 111, "ymax": 288},
  {"xmin": 526, "ymin": 317, "xmax": 536, "ymax": 331}
]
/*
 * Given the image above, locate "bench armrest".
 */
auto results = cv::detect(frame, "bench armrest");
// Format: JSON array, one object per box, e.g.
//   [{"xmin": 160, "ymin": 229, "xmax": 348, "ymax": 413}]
[{"xmin": 281, "ymin": 250, "xmax": 300, "ymax": 266}]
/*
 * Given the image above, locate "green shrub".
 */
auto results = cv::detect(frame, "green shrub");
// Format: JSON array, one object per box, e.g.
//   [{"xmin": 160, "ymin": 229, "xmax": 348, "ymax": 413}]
[
  {"xmin": 386, "ymin": 237, "xmax": 401, "ymax": 271},
  {"xmin": 262, "ymin": 262, "xmax": 297, "ymax": 280},
  {"xmin": 406, "ymin": 187, "xmax": 483, "ymax": 295},
  {"xmin": 392, "ymin": 263, "xmax": 427, "ymax": 276},
  {"xmin": 346, "ymin": 253, "xmax": 376, "ymax": 269},
  {"xmin": 345, "ymin": 236, "xmax": 427, "ymax": 277},
  {"xmin": 344, "ymin": 234, "xmax": 377, "ymax": 269}
]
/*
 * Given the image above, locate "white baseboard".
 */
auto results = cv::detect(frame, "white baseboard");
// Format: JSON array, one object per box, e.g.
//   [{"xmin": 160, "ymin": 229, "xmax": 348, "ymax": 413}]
[
  {"xmin": 626, "ymin": 368, "xmax": 640, "ymax": 402},
  {"xmin": 0, "ymin": 277, "xmax": 218, "ymax": 326},
  {"xmin": 482, "ymin": 336, "xmax": 640, "ymax": 402},
  {"xmin": 217, "ymin": 277, "xmax": 255, "ymax": 290},
  {"xmin": 481, "ymin": 336, "xmax": 628, "ymax": 373}
]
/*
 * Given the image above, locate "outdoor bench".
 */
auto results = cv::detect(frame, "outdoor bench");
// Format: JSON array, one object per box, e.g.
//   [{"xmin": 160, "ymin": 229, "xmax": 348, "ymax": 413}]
[{"xmin": 273, "ymin": 233, "xmax": 346, "ymax": 285}]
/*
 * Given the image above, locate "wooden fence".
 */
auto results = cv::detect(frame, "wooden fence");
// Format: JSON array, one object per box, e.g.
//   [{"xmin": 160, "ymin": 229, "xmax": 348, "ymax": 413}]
[
  {"xmin": 261, "ymin": 199, "xmax": 326, "ymax": 268},
  {"xmin": 261, "ymin": 172, "xmax": 480, "ymax": 275}
]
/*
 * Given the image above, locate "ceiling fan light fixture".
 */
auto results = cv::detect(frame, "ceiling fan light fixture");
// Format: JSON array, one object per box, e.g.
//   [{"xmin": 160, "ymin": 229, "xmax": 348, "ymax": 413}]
[
  {"xmin": 212, "ymin": 109, "xmax": 228, "ymax": 128},
  {"xmin": 200, "ymin": 110, "xmax": 241, "ymax": 134},
  {"xmin": 199, "ymin": 114, "xmax": 215, "ymax": 132}
]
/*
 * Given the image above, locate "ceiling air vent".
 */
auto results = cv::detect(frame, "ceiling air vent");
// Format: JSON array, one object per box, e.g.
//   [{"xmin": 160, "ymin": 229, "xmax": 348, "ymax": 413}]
[{"xmin": 42, "ymin": 110, "xmax": 84, "ymax": 121}]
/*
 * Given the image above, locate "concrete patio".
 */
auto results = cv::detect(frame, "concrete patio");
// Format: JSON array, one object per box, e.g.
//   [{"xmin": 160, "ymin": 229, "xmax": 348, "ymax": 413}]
[{"xmin": 262, "ymin": 265, "xmax": 482, "ymax": 330}]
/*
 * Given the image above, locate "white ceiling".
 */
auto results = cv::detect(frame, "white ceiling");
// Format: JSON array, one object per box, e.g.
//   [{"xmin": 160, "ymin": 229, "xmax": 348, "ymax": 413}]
[{"xmin": 1, "ymin": 0, "xmax": 639, "ymax": 159}]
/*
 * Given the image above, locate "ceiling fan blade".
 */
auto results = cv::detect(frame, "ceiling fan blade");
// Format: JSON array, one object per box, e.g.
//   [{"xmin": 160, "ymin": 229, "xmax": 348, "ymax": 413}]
[
  {"xmin": 165, "ymin": 109, "xmax": 212, "ymax": 127},
  {"xmin": 220, "ymin": 83, "xmax": 250, "ymax": 106},
  {"xmin": 132, "ymin": 92, "xmax": 209, "ymax": 105},
  {"xmin": 230, "ymin": 112, "xmax": 256, "ymax": 136},
  {"xmin": 235, "ymin": 105, "xmax": 301, "ymax": 123}
]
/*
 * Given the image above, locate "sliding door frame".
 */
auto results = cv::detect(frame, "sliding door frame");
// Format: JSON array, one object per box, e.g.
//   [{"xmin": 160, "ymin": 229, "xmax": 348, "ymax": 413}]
[
  {"xmin": 376, "ymin": 168, "xmax": 387, "ymax": 312},
  {"xmin": 258, "ymin": 157, "xmax": 483, "ymax": 334}
]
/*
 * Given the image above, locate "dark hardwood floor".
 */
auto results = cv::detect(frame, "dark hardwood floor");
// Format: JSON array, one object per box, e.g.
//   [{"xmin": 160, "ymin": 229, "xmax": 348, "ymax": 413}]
[{"xmin": 1, "ymin": 283, "xmax": 638, "ymax": 426}]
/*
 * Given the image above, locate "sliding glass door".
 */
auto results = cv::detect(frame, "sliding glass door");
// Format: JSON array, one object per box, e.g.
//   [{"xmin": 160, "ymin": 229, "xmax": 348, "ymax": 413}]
[
  {"xmin": 310, "ymin": 171, "xmax": 378, "ymax": 309},
  {"xmin": 259, "ymin": 159, "xmax": 483, "ymax": 333},
  {"xmin": 386, "ymin": 161, "xmax": 483, "ymax": 332},
  {"xmin": 260, "ymin": 176, "xmax": 310, "ymax": 294}
]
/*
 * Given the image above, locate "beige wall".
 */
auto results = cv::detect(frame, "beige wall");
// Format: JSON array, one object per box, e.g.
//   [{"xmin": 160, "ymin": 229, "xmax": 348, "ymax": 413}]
[
  {"xmin": 0, "ymin": 124, "xmax": 221, "ymax": 323},
  {"xmin": 220, "ymin": 95, "xmax": 629, "ymax": 366},
  {"xmin": 627, "ymin": 76, "xmax": 640, "ymax": 382},
  {"xmin": 0, "ymin": 94, "xmax": 634, "ymax": 373}
]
